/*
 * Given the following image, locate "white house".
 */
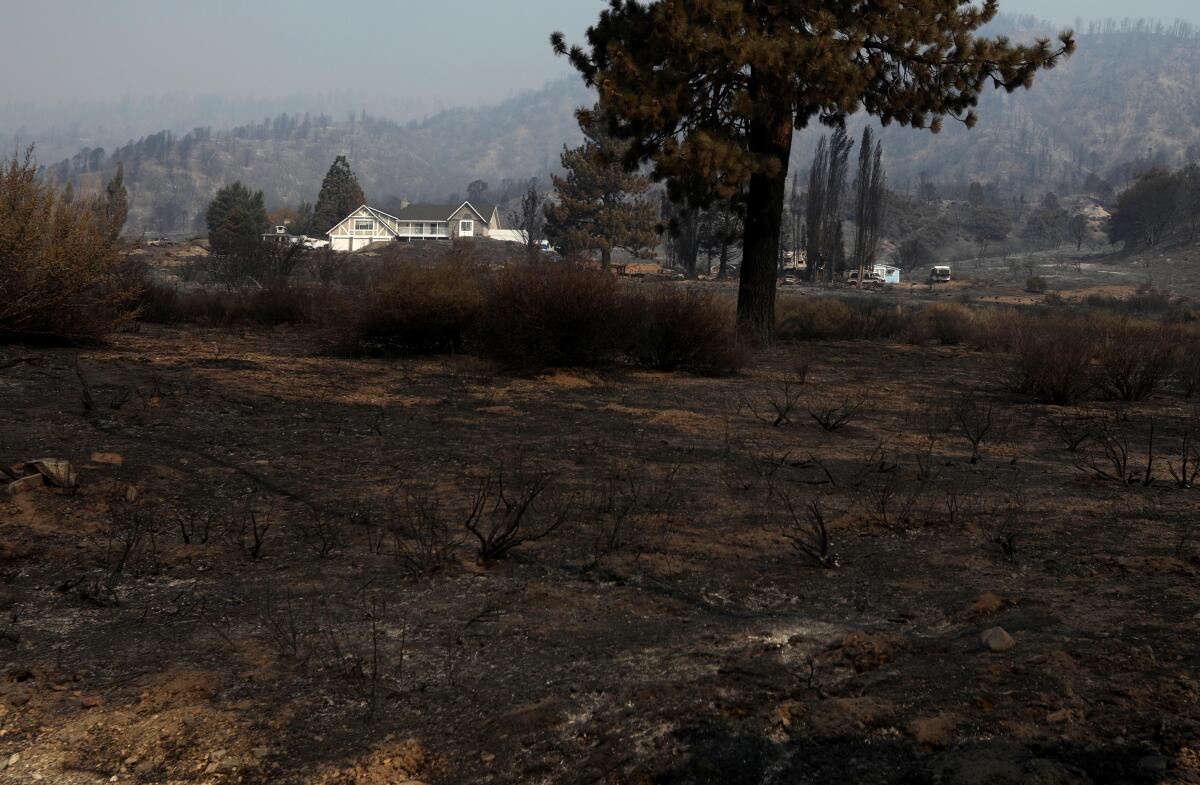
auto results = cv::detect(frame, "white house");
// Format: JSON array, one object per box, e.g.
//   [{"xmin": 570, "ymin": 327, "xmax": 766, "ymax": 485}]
[{"xmin": 326, "ymin": 202, "xmax": 499, "ymax": 252}]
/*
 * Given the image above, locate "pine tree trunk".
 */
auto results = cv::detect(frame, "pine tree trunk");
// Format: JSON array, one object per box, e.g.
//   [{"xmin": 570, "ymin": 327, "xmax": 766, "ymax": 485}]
[
  {"xmin": 601, "ymin": 246, "xmax": 612, "ymax": 269},
  {"xmin": 737, "ymin": 91, "xmax": 793, "ymax": 344}
]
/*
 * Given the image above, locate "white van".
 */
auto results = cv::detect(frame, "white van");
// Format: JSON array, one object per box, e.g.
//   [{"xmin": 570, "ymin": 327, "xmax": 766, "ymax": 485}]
[{"xmin": 929, "ymin": 266, "xmax": 952, "ymax": 283}]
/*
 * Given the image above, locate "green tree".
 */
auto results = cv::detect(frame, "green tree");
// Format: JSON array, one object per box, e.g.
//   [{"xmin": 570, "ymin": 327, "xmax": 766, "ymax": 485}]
[
  {"xmin": 205, "ymin": 182, "xmax": 268, "ymax": 257},
  {"xmin": 1108, "ymin": 169, "xmax": 1183, "ymax": 249},
  {"xmin": 98, "ymin": 162, "xmax": 128, "ymax": 241},
  {"xmin": 544, "ymin": 111, "xmax": 658, "ymax": 268},
  {"xmin": 312, "ymin": 155, "xmax": 365, "ymax": 234},
  {"xmin": 553, "ymin": 1, "xmax": 1073, "ymax": 341}
]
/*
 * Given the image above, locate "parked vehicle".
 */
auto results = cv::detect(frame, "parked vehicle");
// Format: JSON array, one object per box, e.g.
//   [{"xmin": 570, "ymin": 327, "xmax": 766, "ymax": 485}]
[
  {"xmin": 930, "ymin": 265, "xmax": 952, "ymax": 283},
  {"xmin": 846, "ymin": 270, "xmax": 885, "ymax": 288}
]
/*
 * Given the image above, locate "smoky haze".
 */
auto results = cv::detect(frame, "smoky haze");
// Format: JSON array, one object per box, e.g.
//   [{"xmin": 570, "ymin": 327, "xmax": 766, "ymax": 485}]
[{"xmin": 4, "ymin": 0, "xmax": 1197, "ymax": 111}]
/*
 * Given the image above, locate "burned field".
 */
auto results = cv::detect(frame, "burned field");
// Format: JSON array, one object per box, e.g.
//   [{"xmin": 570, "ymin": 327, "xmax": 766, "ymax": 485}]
[{"xmin": 1, "ymin": 318, "xmax": 1198, "ymax": 785}]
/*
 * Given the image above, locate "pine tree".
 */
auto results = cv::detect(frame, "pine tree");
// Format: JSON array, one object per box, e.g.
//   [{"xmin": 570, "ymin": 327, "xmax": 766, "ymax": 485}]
[
  {"xmin": 544, "ymin": 110, "xmax": 658, "ymax": 268},
  {"xmin": 206, "ymin": 182, "xmax": 268, "ymax": 257},
  {"xmin": 312, "ymin": 155, "xmax": 365, "ymax": 234},
  {"xmin": 553, "ymin": 2, "xmax": 1074, "ymax": 341},
  {"xmin": 98, "ymin": 162, "xmax": 127, "ymax": 241}
]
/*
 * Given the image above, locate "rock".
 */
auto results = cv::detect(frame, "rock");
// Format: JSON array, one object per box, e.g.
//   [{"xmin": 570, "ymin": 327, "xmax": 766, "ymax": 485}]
[
  {"xmin": 967, "ymin": 592, "xmax": 1005, "ymax": 618},
  {"xmin": 1046, "ymin": 709, "xmax": 1073, "ymax": 724},
  {"xmin": 980, "ymin": 626, "xmax": 1015, "ymax": 652},
  {"xmin": 89, "ymin": 452, "xmax": 123, "ymax": 466},
  {"xmin": 80, "ymin": 695, "xmax": 103, "ymax": 709},
  {"xmin": 6, "ymin": 753, "xmax": 19, "ymax": 767},
  {"xmin": 25, "ymin": 459, "xmax": 75, "ymax": 489},
  {"xmin": 936, "ymin": 744, "xmax": 1091, "ymax": 785},
  {"xmin": 4, "ymin": 474, "xmax": 44, "ymax": 496},
  {"xmin": 1137, "ymin": 754, "xmax": 1168, "ymax": 775},
  {"xmin": 908, "ymin": 713, "xmax": 961, "ymax": 748},
  {"xmin": 8, "ymin": 691, "xmax": 30, "ymax": 707}
]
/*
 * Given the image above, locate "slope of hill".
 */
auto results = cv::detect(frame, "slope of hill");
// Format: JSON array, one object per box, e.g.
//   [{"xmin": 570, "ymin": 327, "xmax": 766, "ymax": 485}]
[
  {"xmin": 41, "ymin": 18, "xmax": 1200, "ymax": 234},
  {"xmin": 45, "ymin": 79, "xmax": 591, "ymax": 235},
  {"xmin": 793, "ymin": 20, "xmax": 1200, "ymax": 196}
]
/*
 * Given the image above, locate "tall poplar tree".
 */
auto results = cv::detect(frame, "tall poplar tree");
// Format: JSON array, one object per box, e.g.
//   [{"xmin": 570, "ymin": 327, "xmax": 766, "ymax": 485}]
[
  {"xmin": 553, "ymin": 1, "xmax": 1074, "ymax": 341},
  {"xmin": 312, "ymin": 155, "xmax": 365, "ymax": 234},
  {"xmin": 852, "ymin": 128, "xmax": 887, "ymax": 285},
  {"xmin": 544, "ymin": 111, "xmax": 658, "ymax": 268}
]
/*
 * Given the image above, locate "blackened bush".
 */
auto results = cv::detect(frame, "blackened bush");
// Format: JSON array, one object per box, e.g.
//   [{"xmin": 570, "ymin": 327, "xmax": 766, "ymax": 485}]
[
  {"xmin": 1008, "ymin": 313, "xmax": 1096, "ymax": 404},
  {"xmin": 1092, "ymin": 317, "xmax": 1181, "ymax": 401},
  {"xmin": 776, "ymin": 298, "xmax": 857, "ymax": 340},
  {"xmin": 626, "ymin": 287, "xmax": 745, "ymax": 374},
  {"xmin": 347, "ymin": 257, "xmax": 484, "ymax": 356},
  {"xmin": 904, "ymin": 302, "xmax": 975, "ymax": 345},
  {"xmin": 135, "ymin": 282, "xmax": 323, "ymax": 327},
  {"xmin": 1025, "ymin": 276, "xmax": 1048, "ymax": 294},
  {"xmin": 479, "ymin": 262, "xmax": 628, "ymax": 368}
]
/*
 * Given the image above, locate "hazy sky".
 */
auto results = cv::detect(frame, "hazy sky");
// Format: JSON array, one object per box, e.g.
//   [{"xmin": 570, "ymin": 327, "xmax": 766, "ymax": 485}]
[{"xmin": 3, "ymin": 0, "xmax": 1198, "ymax": 108}]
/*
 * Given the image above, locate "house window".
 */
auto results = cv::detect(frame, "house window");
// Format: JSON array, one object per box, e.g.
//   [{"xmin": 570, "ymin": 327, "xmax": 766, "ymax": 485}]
[
  {"xmin": 459, "ymin": 219, "xmax": 474, "ymax": 237},
  {"xmin": 355, "ymin": 219, "xmax": 374, "ymax": 232}
]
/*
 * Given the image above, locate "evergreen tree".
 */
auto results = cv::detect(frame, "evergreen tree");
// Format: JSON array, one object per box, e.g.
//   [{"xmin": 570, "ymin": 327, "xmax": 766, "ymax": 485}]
[
  {"xmin": 553, "ymin": 2, "xmax": 1073, "ymax": 341},
  {"xmin": 206, "ymin": 182, "xmax": 268, "ymax": 257},
  {"xmin": 544, "ymin": 110, "xmax": 658, "ymax": 268},
  {"xmin": 312, "ymin": 155, "xmax": 365, "ymax": 234},
  {"xmin": 97, "ymin": 162, "xmax": 128, "ymax": 241}
]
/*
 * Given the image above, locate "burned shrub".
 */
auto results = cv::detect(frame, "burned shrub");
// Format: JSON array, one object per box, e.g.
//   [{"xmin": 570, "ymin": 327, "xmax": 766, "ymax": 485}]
[
  {"xmin": 1091, "ymin": 318, "xmax": 1181, "ymax": 401},
  {"xmin": 904, "ymin": 302, "xmax": 976, "ymax": 345},
  {"xmin": 776, "ymin": 297, "xmax": 858, "ymax": 340},
  {"xmin": 1079, "ymin": 417, "xmax": 1157, "ymax": 487},
  {"xmin": 586, "ymin": 465, "xmax": 680, "ymax": 569},
  {"xmin": 345, "ymin": 256, "xmax": 484, "ymax": 356},
  {"xmin": 479, "ymin": 262, "xmax": 627, "ymax": 369},
  {"xmin": 952, "ymin": 391, "xmax": 998, "ymax": 464},
  {"xmin": 1007, "ymin": 313, "xmax": 1095, "ymax": 405},
  {"xmin": 778, "ymin": 496, "xmax": 839, "ymax": 569},
  {"xmin": 625, "ymin": 287, "xmax": 745, "ymax": 374},
  {"xmin": 464, "ymin": 464, "xmax": 573, "ymax": 562},
  {"xmin": 807, "ymin": 390, "xmax": 867, "ymax": 432},
  {"xmin": 389, "ymin": 490, "xmax": 465, "ymax": 577}
]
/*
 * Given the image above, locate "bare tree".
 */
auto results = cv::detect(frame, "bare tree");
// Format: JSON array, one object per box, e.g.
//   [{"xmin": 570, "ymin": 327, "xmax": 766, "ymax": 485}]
[
  {"xmin": 1068, "ymin": 213, "xmax": 1088, "ymax": 251},
  {"xmin": 509, "ymin": 180, "xmax": 547, "ymax": 261}
]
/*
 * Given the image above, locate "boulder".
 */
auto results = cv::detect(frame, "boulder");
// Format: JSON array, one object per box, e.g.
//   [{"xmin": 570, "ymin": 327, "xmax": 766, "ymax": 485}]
[
  {"xmin": 25, "ymin": 459, "xmax": 75, "ymax": 488},
  {"xmin": 5, "ymin": 475, "xmax": 44, "ymax": 496},
  {"xmin": 980, "ymin": 627, "xmax": 1016, "ymax": 652}
]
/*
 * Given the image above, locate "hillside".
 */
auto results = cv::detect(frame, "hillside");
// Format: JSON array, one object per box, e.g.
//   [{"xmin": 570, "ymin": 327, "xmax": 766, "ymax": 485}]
[
  {"xmin": 45, "ymin": 79, "xmax": 591, "ymax": 235},
  {"xmin": 793, "ymin": 19, "xmax": 1200, "ymax": 196},
  {"xmin": 41, "ymin": 18, "xmax": 1200, "ymax": 234}
]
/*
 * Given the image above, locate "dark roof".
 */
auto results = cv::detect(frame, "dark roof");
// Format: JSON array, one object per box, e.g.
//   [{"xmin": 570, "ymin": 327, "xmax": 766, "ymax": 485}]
[{"xmin": 390, "ymin": 202, "xmax": 495, "ymax": 222}]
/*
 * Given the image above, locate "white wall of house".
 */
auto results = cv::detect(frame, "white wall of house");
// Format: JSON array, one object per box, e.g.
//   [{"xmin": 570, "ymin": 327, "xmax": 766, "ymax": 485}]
[
  {"xmin": 327, "ymin": 207, "xmax": 396, "ymax": 252},
  {"xmin": 327, "ymin": 203, "xmax": 500, "ymax": 251}
]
